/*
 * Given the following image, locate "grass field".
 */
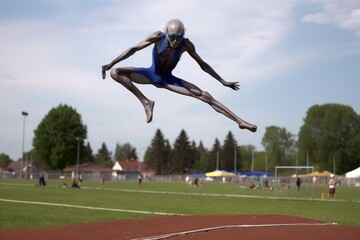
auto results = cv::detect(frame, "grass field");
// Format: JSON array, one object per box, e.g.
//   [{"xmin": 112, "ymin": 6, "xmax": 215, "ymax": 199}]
[{"xmin": 0, "ymin": 179, "xmax": 359, "ymax": 230}]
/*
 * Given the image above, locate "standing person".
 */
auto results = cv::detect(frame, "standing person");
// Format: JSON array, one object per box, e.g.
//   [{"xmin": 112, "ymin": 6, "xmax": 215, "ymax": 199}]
[
  {"xmin": 328, "ymin": 174, "xmax": 336, "ymax": 199},
  {"xmin": 296, "ymin": 177, "xmax": 301, "ymax": 192},
  {"xmin": 100, "ymin": 176, "xmax": 105, "ymax": 188},
  {"xmin": 78, "ymin": 174, "xmax": 83, "ymax": 184},
  {"xmin": 102, "ymin": 19, "xmax": 257, "ymax": 132},
  {"xmin": 264, "ymin": 178, "xmax": 269, "ymax": 189},
  {"xmin": 38, "ymin": 172, "xmax": 46, "ymax": 187},
  {"xmin": 312, "ymin": 176, "xmax": 318, "ymax": 187},
  {"xmin": 138, "ymin": 173, "xmax": 143, "ymax": 185}
]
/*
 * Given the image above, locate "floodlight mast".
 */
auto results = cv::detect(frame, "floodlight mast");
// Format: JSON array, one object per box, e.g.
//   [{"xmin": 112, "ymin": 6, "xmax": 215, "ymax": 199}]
[
  {"xmin": 76, "ymin": 137, "xmax": 80, "ymax": 179},
  {"xmin": 21, "ymin": 111, "xmax": 29, "ymax": 179}
]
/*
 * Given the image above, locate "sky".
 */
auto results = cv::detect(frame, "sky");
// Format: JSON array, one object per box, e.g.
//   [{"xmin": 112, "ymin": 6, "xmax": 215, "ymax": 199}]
[{"xmin": 1, "ymin": 0, "xmax": 359, "ymax": 161}]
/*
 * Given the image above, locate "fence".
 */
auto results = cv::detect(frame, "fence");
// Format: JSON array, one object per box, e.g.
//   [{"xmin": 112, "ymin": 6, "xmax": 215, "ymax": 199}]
[{"xmin": 0, "ymin": 170, "xmax": 355, "ymax": 187}]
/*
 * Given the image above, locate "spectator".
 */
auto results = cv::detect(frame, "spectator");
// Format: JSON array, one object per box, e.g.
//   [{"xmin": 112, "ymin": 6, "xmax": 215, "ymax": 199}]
[
  {"xmin": 248, "ymin": 181, "xmax": 255, "ymax": 189},
  {"xmin": 296, "ymin": 177, "xmax": 301, "ymax": 192},
  {"xmin": 194, "ymin": 178, "xmax": 199, "ymax": 187},
  {"xmin": 78, "ymin": 174, "xmax": 83, "ymax": 185},
  {"xmin": 71, "ymin": 178, "xmax": 80, "ymax": 188},
  {"xmin": 38, "ymin": 173, "xmax": 46, "ymax": 187},
  {"xmin": 264, "ymin": 178, "xmax": 269, "ymax": 189},
  {"xmin": 100, "ymin": 176, "xmax": 105, "ymax": 188},
  {"xmin": 328, "ymin": 174, "xmax": 336, "ymax": 199},
  {"xmin": 138, "ymin": 173, "xmax": 143, "ymax": 185}
]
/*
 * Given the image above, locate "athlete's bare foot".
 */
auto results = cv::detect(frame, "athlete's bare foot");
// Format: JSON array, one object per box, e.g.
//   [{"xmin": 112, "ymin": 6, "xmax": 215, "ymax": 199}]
[
  {"xmin": 145, "ymin": 101, "xmax": 155, "ymax": 123},
  {"xmin": 239, "ymin": 122, "xmax": 257, "ymax": 132}
]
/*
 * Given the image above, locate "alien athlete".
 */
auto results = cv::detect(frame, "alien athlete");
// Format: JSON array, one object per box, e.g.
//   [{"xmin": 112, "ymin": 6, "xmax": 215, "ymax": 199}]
[
  {"xmin": 135, "ymin": 32, "xmax": 187, "ymax": 87},
  {"xmin": 102, "ymin": 19, "xmax": 257, "ymax": 132}
]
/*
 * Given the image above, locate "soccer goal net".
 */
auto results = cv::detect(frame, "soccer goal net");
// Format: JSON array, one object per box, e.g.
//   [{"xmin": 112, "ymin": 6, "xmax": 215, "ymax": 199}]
[{"xmin": 274, "ymin": 166, "xmax": 314, "ymax": 199}]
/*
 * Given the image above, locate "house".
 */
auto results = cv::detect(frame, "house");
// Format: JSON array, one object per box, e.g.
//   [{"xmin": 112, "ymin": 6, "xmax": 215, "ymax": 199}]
[
  {"xmin": 62, "ymin": 163, "xmax": 112, "ymax": 181},
  {"xmin": 7, "ymin": 160, "xmax": 43, "ymax": 179},
  {"xmin": 112, "ymin": 159, "xmax": 155, "ymax": 180},
  {"xmin": 0, "ymin": 164, "xmax": 5, "ymax": 176},
  {"xmin": 7, "ymin": 160, "xmax": 22, "ymax": 176}
]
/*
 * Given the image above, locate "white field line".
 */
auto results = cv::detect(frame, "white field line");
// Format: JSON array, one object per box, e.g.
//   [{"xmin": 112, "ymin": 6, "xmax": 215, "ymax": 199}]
[
  {"xmin": 86, "ymin": 186, "xmax": 355, "ymax": 203},
  {"xmin": 132, "ymin": 222, "xmax": 338, "ymax": 240},
  {"xmin": 1, "ymin": 182, "xmax": 359, "ymax": 203},
  {"xmin": 0, "ymin": 198, "xmax": 185, "ymax": 216}
]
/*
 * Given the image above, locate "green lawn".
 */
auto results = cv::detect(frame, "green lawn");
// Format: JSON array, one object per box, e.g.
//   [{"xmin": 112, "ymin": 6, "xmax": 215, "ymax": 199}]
[{"xmin": 0, "ymin": 179, "xmax": 359, "ymax": 229}]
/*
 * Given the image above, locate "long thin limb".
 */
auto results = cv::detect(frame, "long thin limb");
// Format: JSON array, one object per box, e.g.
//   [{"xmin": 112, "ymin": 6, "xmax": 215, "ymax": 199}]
[
  {"xmin": 165, "ymin": 82, "xmax": 257, "ymax": 132},
  {"xmin": 110, "ymin": 67, "xmax": 155, "ymax": 123}
]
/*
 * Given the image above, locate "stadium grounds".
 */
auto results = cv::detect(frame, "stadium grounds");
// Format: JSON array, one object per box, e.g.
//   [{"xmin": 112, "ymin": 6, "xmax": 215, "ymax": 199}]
[{"xmin": 0, "ymin": 178, "xmax": 359, "ymax": 239}]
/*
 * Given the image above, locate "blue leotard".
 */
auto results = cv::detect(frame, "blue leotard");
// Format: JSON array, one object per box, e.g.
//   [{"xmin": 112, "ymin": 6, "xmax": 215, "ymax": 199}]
[{"xmin": 135, "ymin": 32, "xmax": 187, "ymax": 87}]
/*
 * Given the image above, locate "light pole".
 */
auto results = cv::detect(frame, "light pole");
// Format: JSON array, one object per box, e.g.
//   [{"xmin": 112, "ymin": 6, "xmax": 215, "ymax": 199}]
[
  {"xmin": 21, "ymin": 111, "xmax": 28, "ymax": 179},
  {"xmin": 234, "ymin": 144, "xmax": 237, "ymax": 173},
  {"xmin": 251, "ymin": 151, "xmax": 255, "ymax": 172},
  {"xmin": 265, "ymin": 154, "xmax": 268, "ymax": 173},
  {"xmin": 138, "ymin": 147, "xmax": 145, "ymax": 173},
  {"xmin": 76, "ymin": 137, "xmax": 80, "ymax": 179},
  {"xmin": 293, "ymin": 134, "xmax": 298, "ymax": 175}
]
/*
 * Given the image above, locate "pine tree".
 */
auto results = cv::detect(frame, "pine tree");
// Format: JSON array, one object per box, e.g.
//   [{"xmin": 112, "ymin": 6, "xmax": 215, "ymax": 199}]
[
  {"xmin": 210, "ymin": 138, "xmax": 222, "ymax": 170},
  {"xmin": 170, "ymin": 129, "xmax": 192, "ymax": 174},
  {"xmin": 95, "ymin": 142, "xmax": 112, "ymax": 167},
  {"xmin": 222, "ymin": 131, "xmax": 239, "ymax": 171},
  {"xmin": 84, "ymin": 142, "xmax": 95, "ymax": 164},
  {"xmin": 145, "ymin": 129, "xmax": 171, "ymax": 174}
]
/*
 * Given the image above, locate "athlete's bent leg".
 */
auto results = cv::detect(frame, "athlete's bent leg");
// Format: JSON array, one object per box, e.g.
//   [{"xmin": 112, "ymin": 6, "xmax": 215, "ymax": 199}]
[{"xmin": 110, "ymin": 68, "xmax": 155, "ymax": 123}]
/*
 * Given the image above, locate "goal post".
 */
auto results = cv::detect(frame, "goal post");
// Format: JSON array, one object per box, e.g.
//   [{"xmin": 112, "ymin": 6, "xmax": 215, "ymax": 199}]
[{"xmin": 275, "ymin": 166, "xmax": 314, "ymax": 200}]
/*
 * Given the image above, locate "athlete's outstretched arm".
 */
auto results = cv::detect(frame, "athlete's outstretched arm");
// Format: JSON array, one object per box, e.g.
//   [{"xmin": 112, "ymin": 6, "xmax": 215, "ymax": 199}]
[
  {"xmin": 185, "ymin": 40, "xmax": 239, "ymax": 91},
  {"xmin": 102, "ymin": 31, "xmax": 162, "ymax": 79}
]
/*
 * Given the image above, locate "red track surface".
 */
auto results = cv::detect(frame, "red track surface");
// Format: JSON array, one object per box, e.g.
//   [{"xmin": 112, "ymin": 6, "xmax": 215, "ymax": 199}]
[{"xmin": 1, "ymin": 215, "xmax": 359, "ymax": 240}]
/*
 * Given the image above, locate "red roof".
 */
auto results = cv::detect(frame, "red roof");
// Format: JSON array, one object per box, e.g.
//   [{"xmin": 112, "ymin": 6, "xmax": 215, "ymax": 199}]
[
  {"xmin": 63, "ymin": 164, "xmax": 112, "ymax": 172},
  {"xmin": 117, "ymin": 160, "xmax": 141, "ymax": 171}
]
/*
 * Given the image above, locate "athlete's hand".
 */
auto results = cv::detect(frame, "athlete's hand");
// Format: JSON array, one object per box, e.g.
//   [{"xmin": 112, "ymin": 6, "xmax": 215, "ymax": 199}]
[
  {"xmin": 223, "ymin": 81, "xmax": 240, "ymax": 91},
  {"xmin": 101, "ymin": 64, "xmax": 112, "ymax": 80}
]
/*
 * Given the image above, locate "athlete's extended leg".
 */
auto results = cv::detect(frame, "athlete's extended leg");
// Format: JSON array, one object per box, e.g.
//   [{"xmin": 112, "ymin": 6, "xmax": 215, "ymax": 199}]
[
  {"xmin": 110, "ymin": 67, "xmax": 155, "ymax": 123},
  {"xmin": 165, "ymin": 81, "xmax": 257, "ymax": 132},
  {"xmin": 200, "ymin": 91, "xmax": 257, "ymax": 132}
]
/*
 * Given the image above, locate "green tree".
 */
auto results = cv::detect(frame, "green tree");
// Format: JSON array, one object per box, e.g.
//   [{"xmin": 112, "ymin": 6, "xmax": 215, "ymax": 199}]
[
  {"xmin": 210, "ymin": 138, "xmax": 222, "ymax": 170},
  {"xmin": 193, "ymin": 141, "xmax": 212, "ymax": 172},
  {"xmin": 239, "ymin": 144, "xmax": 256, "ymax": 172},
  {"xmin": 221, "ymin": 131, "xmax": 239, "ymax": 171},
  {"xmin": 190, "ymin": 140, "xmax": 199, "ymax": 172},
  {"xmin": 95, "ymin": 142, "xmax": 112, "ymax": 167},
  {"xmin": 145, "ymin": 129, "xmax": 171, "ymax": 174},
  {"xmin": 298, "ymin": 104, "xmax": 360, "ymax": 173},
  {"xmin": 261, "ymin": 126, "xmax": 295, "ymax": 170},
  {"xmin": 170, "ymin": 129, "xmax": 193, "ymax": 174},
  {"xmin": 114, "ymin": 143, "xmax": 137, "ymax": 161},
  {"xmin": 0, "ymin": 153, "xmax": 12, "ymax": 167},
  {"xmin": 84, "ymin": 142, "xmax": 95, "ymax": 164},
  {"xmin": 33, "ymin": 104, "xmax": 87, "ymax": 170}
]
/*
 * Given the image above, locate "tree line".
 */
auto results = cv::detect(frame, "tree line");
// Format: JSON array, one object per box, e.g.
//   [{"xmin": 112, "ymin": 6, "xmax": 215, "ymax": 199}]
[{"xmin": 2, "ymin": 103, "xmax": 358, "ymax": 174}]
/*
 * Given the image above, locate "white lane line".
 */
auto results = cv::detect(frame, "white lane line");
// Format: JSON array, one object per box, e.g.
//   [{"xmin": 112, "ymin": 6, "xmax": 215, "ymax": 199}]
[
  {"xmin": 132, "ymin": 222, "xmax": 338, "ymax": 240},
  {"xmin": 0, "ymin": 198, "xmax": 185, "ymax": 216}
]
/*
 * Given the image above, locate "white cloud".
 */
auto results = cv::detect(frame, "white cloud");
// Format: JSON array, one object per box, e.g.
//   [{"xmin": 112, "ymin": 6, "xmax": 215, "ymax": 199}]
[{"xmin": 302, "ymin": 0, "xmax": 360, "ymax": 36}]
